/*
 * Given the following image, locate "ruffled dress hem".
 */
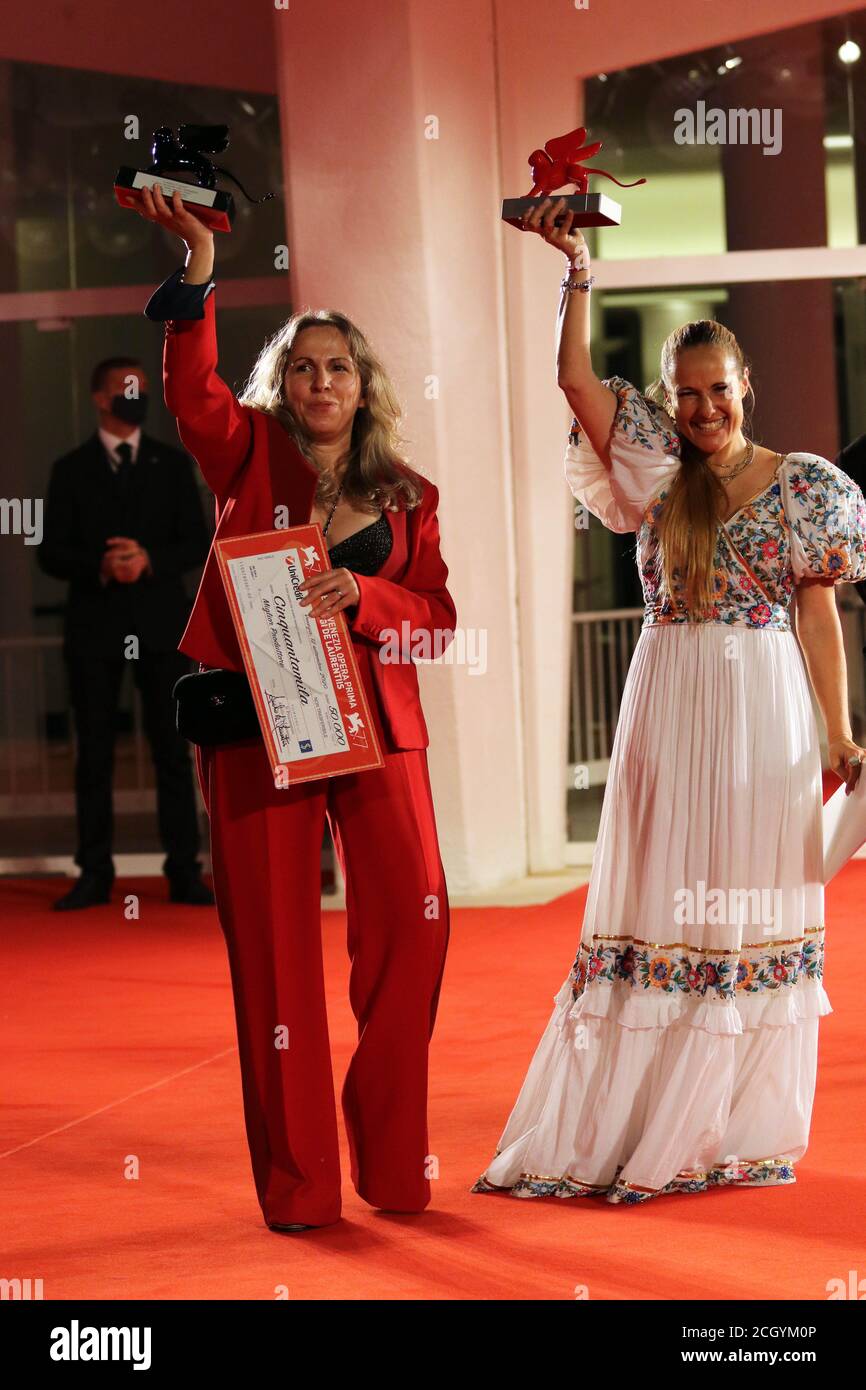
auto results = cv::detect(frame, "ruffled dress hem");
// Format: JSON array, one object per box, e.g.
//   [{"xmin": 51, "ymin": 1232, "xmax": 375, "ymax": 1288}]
[{"xmin": 555, "ymin": 962, "xmax": 831, "ymax": 1042}]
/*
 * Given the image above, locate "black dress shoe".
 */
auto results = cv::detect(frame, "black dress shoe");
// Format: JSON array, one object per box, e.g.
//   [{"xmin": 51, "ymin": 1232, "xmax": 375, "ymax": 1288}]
[
  {"xmin": 167, "ymin": 875, "xmax": 215, "ymax": 906},
  {"xmin": 52, "ymin": 873, "xmax": 113, "ymax": 911}
]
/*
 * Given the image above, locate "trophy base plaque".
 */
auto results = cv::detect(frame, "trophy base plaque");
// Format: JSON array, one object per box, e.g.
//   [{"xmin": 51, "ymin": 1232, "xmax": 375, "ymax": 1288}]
[
  {"xmin": 114, "ymin": 167, "xmax": 235, "ymax": 233},
  {"xmin": 501, "ymin": 191, "xmax": 621, "ymax": 230}
]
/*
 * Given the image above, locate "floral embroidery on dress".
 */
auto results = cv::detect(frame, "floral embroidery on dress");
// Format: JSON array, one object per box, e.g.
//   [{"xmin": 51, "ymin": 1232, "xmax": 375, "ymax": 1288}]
[
  {"xmin": 568, "ymin": 927, "xmax": 824, "ymax": 1005},
  {"xmin": 605, "ymin": 1158, "xmax": 796, "ymax": 1204},
  {"xmin": 569, "ymin": 380, "xmax": 680, "ymax": 457},
  {"xmin": 471, "ymin": 1156, "xmax": 797, "ymax": 1204},
  {"xmin": 567, "ymin": 376, "xmax": 866, "ymax": 631},
  {"xmin": 640, "ymin": 473, "xmax": 795, "ymax": 631}
]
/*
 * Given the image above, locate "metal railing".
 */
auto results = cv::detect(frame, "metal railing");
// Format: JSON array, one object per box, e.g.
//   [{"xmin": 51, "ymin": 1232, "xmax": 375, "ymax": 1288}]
[
  {"xmin": 570, "ymin": 601, "xmax": 866, "ymax": 774},
  {"xmin": 570, "ymin": 608, "xmax": 644, "ymax": 769}
]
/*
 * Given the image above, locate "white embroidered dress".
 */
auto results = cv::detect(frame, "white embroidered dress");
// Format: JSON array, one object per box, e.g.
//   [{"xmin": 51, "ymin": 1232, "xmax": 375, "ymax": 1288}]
[{"xmin": 472, "ymin": 376, "xmax": 866, "ymax": 1204}]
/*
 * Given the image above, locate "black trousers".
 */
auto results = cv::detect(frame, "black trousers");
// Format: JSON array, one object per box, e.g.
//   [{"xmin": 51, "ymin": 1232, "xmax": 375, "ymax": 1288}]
[{"xmin": 64, "ymin": 643, "xmax": 201, "ymax": 879}]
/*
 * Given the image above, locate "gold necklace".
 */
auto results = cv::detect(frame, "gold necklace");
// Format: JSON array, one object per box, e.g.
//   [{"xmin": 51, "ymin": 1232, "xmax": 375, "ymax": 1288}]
[{"xmin": 712, "ymin": 438, "xmax": 754, "ymax": 486}]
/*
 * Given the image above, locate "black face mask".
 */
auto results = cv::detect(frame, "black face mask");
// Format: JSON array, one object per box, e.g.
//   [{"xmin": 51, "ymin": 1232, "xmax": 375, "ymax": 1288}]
[{"xmin": 110, "ymin": 392, "xmax": 149, "ymax": 426}]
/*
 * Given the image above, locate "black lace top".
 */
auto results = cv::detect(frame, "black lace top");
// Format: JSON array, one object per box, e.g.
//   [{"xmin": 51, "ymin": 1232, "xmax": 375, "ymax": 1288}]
[{"xmin": 327, "ymin": 513, "xmax": 393, "ymax": 576}]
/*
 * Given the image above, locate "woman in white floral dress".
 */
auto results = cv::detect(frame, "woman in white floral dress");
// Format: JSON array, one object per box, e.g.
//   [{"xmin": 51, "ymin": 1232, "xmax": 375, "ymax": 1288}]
[{"xmin": 472, "ymin": 197, "xmax": 866, "ymax": 1204}]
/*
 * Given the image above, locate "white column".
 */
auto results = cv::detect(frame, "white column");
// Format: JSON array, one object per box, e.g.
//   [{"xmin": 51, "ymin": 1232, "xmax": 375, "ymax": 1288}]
[{"xmin": 273, "ymin": 0, "xmax": 538, "ymax": 891}]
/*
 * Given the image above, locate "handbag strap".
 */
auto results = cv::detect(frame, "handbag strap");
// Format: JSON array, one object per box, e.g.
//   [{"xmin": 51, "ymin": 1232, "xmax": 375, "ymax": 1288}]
[{"xmin": 775, "ymin": 452, "xmax": 794, "ymax": 532}]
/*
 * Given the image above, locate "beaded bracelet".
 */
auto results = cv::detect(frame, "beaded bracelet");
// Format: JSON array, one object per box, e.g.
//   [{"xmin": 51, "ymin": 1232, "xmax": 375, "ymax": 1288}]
[{"xmin": 560, "ymin": 265, "xmax": 596, "ymax": 293}]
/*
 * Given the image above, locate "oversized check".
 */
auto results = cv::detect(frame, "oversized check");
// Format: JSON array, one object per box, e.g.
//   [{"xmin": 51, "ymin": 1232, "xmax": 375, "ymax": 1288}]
[{"xmin": 216, "ymin": 524, "xmax": 384, "ymax": 784}]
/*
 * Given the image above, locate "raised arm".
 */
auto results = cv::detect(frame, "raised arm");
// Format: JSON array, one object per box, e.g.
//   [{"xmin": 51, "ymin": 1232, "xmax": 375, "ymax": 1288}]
[
  {"xmin": 524, "ymin": 197, "xmax": 618, "ymax": 464},
  {"xmin": 136, "ymin": 186, "xmax": 252, "ymax": 500},
  {"xmin": 522, "ymin": 198, "xmax": 679, "ymax": 533}
]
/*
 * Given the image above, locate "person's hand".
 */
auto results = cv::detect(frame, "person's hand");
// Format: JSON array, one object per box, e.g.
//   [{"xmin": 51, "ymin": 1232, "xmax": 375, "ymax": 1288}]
[
  {"xmin": 828, "ymin": 736, "xmax": 866, "ymax": 795},
  {"xmin": 113, "ymin": 550, "xmax": 151, "ymax": 583},
  {"xmin": 103, "ymin": 537, "xmax": 151, "ymax": 584},
  {"xmin": 100, "ymin": 538, "xmax": 136, "ymax": 583},
  {"xmin": 521, "ymin": 195, "xmax": 589, "ymax": 265},
  {"xmin": 136, "ymin": 184, "xmax": 215, "ymax": 262},
  {"xmin": 298, "ymin": 567, "xmax": 361, "ymax": 618}
]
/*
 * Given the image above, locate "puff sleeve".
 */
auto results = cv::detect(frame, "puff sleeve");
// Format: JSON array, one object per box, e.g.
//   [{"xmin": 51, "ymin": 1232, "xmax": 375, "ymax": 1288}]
[
  {"xmin": 780, "ymin": 454, "xmax": 866, "ymax": 584},
  {"xmin": 564, "ymin": 374, "xmax": 681, "ymax": 533}
]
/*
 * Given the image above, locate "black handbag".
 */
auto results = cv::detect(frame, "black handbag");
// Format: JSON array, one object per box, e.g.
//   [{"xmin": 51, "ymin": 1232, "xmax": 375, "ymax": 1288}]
[
  {"xmin": 173, "ymin": 667, "xmax": 262, "ymax": 746},
  {"xmin": 174, "ymin": 474, "xmax": 349, "ymax": 748}
]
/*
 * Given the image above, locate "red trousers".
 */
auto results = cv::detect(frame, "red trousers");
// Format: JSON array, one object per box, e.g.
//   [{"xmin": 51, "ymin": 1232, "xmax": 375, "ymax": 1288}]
[{"xmin": 195, "ymin": 645, "xmax": 450, "ymax": 1227}]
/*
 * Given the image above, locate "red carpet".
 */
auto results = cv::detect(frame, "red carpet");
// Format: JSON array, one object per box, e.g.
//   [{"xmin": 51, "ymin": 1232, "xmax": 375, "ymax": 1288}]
[{"xmin": 2, "ymin": 855, "xmax": 864, "ymax": 1301}]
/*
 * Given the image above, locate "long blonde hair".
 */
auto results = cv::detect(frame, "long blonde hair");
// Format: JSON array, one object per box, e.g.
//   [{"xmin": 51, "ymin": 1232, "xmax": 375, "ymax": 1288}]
[
  {"xmin": 238, "ymin": 308, "xmax": 424, "ymax": 512},
  {"xmin": 644, "ymin": 320, "xmax": 756, "ymax": 615}
]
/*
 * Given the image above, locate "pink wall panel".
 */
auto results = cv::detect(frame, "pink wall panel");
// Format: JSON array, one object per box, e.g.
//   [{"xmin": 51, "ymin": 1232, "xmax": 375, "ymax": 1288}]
[
  {"xmin": 497, "ymin": 0, "xmax": 857, "ymax": 74},
  {"xmin": 0, "ymin": 0, "xmax": 276, "ymax": 91}
]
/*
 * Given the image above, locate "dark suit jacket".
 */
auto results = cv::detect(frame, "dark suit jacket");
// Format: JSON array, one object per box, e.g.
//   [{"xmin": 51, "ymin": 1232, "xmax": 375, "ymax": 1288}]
[
  {"xmin": 835, "ymin": 434, "xmax": 866, "ymax": 607},
  {"xmin": 38, "ymin": 432, "xmax": 210, "ymax": 654}
]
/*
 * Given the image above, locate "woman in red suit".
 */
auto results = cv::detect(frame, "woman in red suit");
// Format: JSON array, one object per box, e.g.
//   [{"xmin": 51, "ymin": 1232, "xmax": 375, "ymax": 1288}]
[{"xmin": 137, "ymin": 186, "xmax": 455, "ymax": 1233}]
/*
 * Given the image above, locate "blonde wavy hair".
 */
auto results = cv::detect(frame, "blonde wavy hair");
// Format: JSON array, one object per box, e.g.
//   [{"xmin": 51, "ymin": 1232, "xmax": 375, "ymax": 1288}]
[
  {"xmin": 238, "ymin": 308, "xmax": 424, "ymax": 512},
  {"xmin": 644, "ymin": 320, "xmax": 756, "ymax": 615}
]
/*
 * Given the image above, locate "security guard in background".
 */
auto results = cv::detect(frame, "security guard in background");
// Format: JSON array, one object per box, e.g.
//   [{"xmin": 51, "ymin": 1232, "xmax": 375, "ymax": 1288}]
[{"xmin": 39, "ymin": 356, "xmax": 214, "ymax": 910}]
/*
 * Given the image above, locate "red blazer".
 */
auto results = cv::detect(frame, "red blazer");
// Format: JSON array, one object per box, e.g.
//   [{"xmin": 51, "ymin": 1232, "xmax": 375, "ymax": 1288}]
[{"xmin": 161, "ymin": 291, "xmax": 457, "ymax": 750}]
